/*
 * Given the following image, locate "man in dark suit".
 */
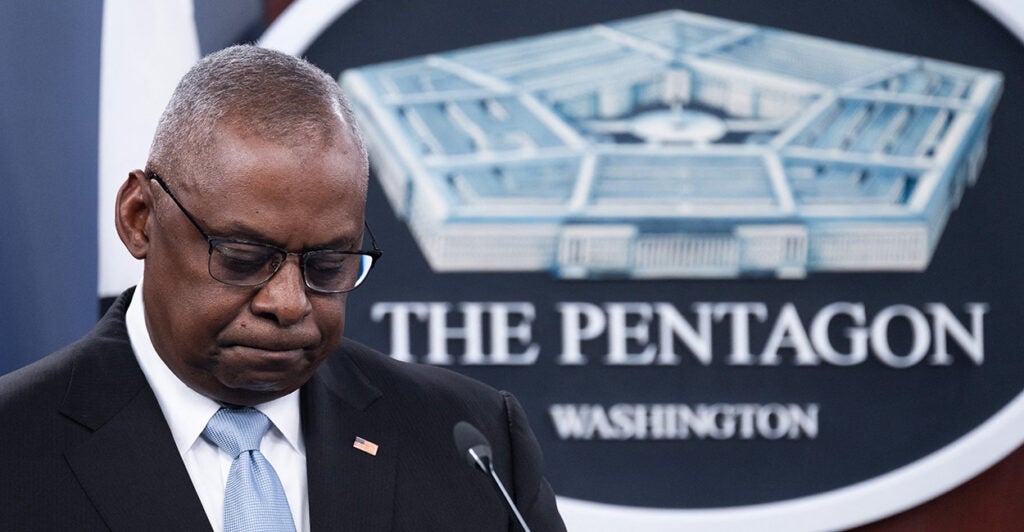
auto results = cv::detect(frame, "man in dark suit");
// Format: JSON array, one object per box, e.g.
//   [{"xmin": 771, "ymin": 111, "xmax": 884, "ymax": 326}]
[{"xmin": 0, "ymin": 45, "xmax": 564, "ymax": 531}]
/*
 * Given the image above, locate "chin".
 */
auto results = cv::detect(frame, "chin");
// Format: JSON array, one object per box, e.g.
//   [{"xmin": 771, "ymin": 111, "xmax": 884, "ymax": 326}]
[
  {"xmin": 246, "ymin": 379, "xmax": 299, "ymax": 393},
  {"xmin": 208, "ymin": 375, "xmax": 296, "ymax": 405},
  {"xmin": 217, "ymin": 387, "xmax": 291, "ymax": 407}
]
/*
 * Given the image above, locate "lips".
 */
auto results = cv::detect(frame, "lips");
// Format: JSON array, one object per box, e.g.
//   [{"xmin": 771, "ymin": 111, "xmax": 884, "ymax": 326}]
[
  {"xmin": 226, "ymin": 342, "xmax": 307, "ymax": 353},
  {"xmin": 220, "ymin": 332, "xmax": 317, "ymax": 352},
  {"xmin": 220, "ymin": 342, "xmax": 314, "ymax": 364},
  {"xmin": 233, "ymin": 345, "xmax": 304, "ymax": 355}
]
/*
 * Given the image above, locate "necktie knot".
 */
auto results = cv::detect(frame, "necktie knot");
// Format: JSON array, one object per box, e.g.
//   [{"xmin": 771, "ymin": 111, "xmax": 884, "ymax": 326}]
[
  {"xmin": 202, "ymin": 407, "xmax": 295, "ymax": 531},
  {"xmin": 203, "ymin": 407, "xmax": 272, "ymax": 457}
]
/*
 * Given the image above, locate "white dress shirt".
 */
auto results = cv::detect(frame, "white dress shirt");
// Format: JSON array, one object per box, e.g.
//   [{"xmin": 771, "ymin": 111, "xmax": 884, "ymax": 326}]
[{"xmin": 126, "ymin": 281, "xmax": 310, "ymax": 531}]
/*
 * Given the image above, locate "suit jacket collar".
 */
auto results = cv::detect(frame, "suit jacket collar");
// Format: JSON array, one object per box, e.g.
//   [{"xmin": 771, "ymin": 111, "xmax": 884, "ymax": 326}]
[{"xmin": 60, "ymin": 289, "xmax": 212, "ymax": 531}]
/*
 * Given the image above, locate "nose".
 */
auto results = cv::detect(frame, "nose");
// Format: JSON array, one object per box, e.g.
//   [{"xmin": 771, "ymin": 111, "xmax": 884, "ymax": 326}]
[{"xmin": 250, "ymin": 256, "xmax": 313, "ymax": 326}]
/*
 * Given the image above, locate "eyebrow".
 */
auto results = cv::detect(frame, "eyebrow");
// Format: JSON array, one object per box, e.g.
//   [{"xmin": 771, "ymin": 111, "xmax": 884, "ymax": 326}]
[{"xmin": 211, "ymin": 222, "xmax": 360, "ymax": 252}]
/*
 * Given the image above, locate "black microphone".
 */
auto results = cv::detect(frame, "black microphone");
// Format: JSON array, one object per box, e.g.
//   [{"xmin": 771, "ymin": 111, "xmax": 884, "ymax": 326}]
[{"xmin": 453, "ymin": 421, "xmax": 532, "ymax": 532}]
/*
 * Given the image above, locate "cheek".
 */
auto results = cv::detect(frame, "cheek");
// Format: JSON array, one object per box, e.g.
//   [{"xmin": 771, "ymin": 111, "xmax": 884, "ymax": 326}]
[
  {"xmin": 172, "ymin": 288, "xmax": 251, "ymax": 348},
  {"xmin": 313, "ymin": 296, "xmax": 348, "ymax": 342},
  {"xmin": 147, "ymin": 233, "xmax": 237, "ymax": 327}
]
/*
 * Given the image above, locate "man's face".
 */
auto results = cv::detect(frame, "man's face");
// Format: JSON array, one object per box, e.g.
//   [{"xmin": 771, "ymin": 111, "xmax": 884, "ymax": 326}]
[{"xmin": 141, "ymin": 122, "xmax": 367, "ymax": 406}]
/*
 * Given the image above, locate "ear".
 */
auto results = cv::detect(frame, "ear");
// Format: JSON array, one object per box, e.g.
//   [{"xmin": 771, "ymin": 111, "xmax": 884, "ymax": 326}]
[{"xmin": 115, "ymin": 170, "xmax": 153, "ymax": 259}]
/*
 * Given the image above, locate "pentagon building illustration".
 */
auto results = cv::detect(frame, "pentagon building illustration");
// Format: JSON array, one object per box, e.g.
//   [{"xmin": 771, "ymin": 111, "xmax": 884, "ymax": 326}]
[{"xmin": 340, "ymin": 10, "xmax": 1002, "ymax": 279}]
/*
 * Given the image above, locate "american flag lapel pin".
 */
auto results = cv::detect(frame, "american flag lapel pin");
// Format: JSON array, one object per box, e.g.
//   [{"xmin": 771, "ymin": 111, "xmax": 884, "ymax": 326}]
[{"xmin": 353, "ymin": 436, "xmax": 379, "ymax": 456}]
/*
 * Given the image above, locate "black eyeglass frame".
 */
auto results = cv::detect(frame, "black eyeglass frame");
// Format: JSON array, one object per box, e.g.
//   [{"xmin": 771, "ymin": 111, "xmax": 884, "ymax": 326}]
[{"xmin": 146, "ymin": 171, "xmax": 382, "ymax": 294}]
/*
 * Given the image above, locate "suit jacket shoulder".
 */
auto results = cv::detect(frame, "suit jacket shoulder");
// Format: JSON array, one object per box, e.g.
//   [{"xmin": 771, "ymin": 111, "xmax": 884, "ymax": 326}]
[{"xmin": 0, "ymin": 290, "xmax": 212, "ymax": 531}]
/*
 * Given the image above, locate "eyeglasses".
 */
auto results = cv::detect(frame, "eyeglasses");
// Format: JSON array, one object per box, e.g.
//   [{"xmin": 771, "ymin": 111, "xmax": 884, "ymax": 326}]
[{"xmin": 147, "ymin": 172, "xmax": 382, "ymax": 293}]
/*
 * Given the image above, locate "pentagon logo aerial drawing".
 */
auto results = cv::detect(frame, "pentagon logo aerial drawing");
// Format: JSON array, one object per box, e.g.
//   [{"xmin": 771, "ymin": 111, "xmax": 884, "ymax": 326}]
[{"xmin": 341, "ymin": 10, "xmax": 1002, "ymax": 279}]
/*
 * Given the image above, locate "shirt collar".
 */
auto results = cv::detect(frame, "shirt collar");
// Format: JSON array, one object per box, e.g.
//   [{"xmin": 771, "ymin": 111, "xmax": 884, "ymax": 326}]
[{"xmin": 126, "ymin": 280, "xmax": 305, "ymax": 455}]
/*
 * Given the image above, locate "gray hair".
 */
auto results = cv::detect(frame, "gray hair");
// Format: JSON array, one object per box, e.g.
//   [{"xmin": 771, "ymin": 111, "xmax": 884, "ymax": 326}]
[{"xmin": 147, "ymin": 45, "xmax": 367, "ymax": 186}]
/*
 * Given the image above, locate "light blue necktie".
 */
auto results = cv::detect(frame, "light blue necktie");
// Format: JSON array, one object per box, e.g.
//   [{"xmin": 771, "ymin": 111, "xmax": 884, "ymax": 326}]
[{"xmin": 203, "ymin": 407, "xmax": 296, "ymax": 532}]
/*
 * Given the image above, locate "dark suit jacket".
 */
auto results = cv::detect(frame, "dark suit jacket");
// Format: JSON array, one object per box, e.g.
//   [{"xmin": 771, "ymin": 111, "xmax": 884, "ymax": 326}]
[{"xmin": 0, "ymin": 290, "xmax": 565, "ymax": 531}]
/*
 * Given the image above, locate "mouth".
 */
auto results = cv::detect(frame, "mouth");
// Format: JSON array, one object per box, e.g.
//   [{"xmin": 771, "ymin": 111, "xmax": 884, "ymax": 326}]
[{"xmin": 221, "ymin": 344, "xmax": 311, "ymax": 364}]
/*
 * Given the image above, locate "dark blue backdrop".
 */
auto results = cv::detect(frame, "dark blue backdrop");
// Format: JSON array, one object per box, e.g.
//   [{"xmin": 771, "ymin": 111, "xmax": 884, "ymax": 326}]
[
  {"xmin": 0, "ymin": 1, "xmax": 266, "ymax": 376},
  {"xmin": 0, "ymin": 2, "xmax": 102, "ymax": 374}
]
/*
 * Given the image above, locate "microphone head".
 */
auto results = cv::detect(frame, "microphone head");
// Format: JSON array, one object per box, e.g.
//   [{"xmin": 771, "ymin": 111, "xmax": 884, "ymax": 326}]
[{"xmin": 453, "ymin": 421, "xmax": 493, "ymax": 472}]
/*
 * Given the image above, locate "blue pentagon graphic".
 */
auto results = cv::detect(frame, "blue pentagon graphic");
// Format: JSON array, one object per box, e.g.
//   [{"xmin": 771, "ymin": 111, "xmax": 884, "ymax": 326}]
[{"xmin": 341, "ymin": 10, "xmax": 1002, "ymax": 279}]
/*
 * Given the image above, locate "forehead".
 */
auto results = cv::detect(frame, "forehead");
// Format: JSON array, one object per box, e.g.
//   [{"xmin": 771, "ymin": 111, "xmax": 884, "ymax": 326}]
[{"xmin": 181, "ymin": 123, "xmax": 368, "ymax": 248}]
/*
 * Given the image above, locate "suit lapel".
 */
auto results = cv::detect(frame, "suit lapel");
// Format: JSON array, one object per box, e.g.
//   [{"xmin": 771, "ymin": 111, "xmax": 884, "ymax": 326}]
[
  {"xmin": 303, "ymin": 345, "xmax": 397, "ymax": 531},
  {"xmin": 61, "ymin": 293, "xmax": 211, "ymax": 532},
  {"xmin": 60, "ymin": 293, "xmax": 401, "ymax": 531}
]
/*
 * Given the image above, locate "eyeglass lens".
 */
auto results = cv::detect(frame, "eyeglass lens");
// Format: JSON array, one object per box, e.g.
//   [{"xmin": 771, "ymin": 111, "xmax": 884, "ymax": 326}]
[{"xmin": 210, "ymin": 240, "xmax": 373, "ymax": 293}]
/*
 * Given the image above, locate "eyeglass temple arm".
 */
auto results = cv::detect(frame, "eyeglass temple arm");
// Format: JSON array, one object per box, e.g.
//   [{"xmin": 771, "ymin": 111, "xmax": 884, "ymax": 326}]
[
  {"xmin": 364, "ymin": 221, "xmax": 382, "ymax": 254},
  {"xmin": 146, "ymin": 172, "xmax": 213, "ymax": 244}
]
